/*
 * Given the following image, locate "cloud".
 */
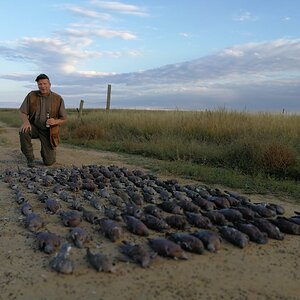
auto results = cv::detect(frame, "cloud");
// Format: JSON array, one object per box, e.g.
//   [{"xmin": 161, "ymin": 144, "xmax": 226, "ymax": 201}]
[
  {"xmin": 63, "ymin": 4, "xmax": 113, "ymax": 20},
  {"xmin": 127, "ymin": 49, "xmax": 142, "ymax": 57},
  {"xmin": 219, "ymin": 49, "xmax": 244, "ymax": 57},
  {"xmin": 0, "ymin": 25, "xmax": 140, "ymax": 75},
  {"xmin": 2, "ymin": 38, "xmax": 300, "ymax": 83},
  {"xmin": 234, "ymin": 11, "xmax": 257, "ymax": 22},
  {"xmin": 90, "ymin": 0, "xmax": 149, "ymax": 17},
  {"xmin": 94, "ymin": 39, "xmax": 300, "ymax": 88},
  {"xmin": 0, "ymin": 1, "xmax": 141, "ymax": 85},
  {"xmin": 1, "ymin": 39, "xmax": 300, "ymax": 111},
  {"xmin": 0, "ymin": 37, "xmax": 103, "ymax": 74},
  {"xmin": 61, "ymin": 27, "xmax": 137, "ymax": 40},
  {"xmin": 179, "ymin": 32, "xmax": 192, "ymax": 38}
]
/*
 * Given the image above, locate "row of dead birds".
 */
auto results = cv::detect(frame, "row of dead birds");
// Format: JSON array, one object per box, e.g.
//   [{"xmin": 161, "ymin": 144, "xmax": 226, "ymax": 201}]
[{"xmin": 1, "ymin": 164, "xmax": 300, "ymax": 274}]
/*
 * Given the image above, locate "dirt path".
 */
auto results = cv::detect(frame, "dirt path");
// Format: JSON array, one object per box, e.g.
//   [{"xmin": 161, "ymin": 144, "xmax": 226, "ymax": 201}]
[{"xmin": 0, "ymin": 123, "xmax": 299, "ymax": 300}]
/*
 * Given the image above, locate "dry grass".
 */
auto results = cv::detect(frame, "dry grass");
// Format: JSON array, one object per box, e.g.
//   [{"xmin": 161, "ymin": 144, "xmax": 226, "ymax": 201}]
[
  {"xmin": 1, "ymin": 108, "xmax": 299, "ymax": 181},
  {"xmin": 60, "ymin": 109, "xmax": 300, "ymax": 180}
]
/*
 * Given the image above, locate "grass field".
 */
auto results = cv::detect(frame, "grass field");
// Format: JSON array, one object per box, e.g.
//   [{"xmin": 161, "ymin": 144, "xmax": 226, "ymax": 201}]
[{"xmin": 1, "ymin": 108, "xmax": 299, "ymax": 198}]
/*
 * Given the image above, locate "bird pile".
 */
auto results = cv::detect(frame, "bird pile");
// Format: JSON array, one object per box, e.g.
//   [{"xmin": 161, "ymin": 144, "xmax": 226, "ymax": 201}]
[{"xmin": 1, "ymin": 164, "xmax": 300, "ymax": 274}]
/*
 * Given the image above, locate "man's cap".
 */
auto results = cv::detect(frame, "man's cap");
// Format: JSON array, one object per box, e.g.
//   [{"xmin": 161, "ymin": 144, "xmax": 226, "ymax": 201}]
[{"xmin": 35, "ymin": 74, "xmax": 49, "ymax": 82}]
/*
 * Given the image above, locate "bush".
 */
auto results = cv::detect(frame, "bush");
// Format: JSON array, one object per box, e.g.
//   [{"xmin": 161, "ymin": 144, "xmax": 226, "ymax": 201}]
[
  {"xmin": 225, "ymin": 140, "xmax": 263, "ymax": 174},
  {"xmin": 261, "ymin": 143, "xmax": 296, "ymax": 177},
  {"xmin": 74, "ymin": 123, "xmax": 105, "ymax": 141}
]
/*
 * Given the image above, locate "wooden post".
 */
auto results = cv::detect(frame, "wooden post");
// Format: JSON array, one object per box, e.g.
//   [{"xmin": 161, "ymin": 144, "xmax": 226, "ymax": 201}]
[
  {"xmin": 78, "ymin": 99, "xmax": 84, "ymax": 119},
  {"xmin": 106, "ymin": 84, "xmax": 111, "ymax": 111}
]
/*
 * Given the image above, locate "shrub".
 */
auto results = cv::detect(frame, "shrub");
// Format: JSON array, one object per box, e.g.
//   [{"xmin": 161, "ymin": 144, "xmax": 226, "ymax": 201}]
[
  {"xmin": 225, "ymin": 140, "xmax": 263, "ymax": 174},
  {"xmin": 74, "ymin": 123, "xmax": 105, "ymax": 141},
  {"xmin": 261, "ymin": 143, "xmax": 296, "ymax": 177}
]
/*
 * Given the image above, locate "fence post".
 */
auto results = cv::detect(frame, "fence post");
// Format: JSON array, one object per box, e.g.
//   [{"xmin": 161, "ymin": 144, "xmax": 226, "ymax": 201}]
[
  {"xmin": 106, "ymin": 84, "xmax": 111, "ymax": 111},
  {"xmin": 77, "ymin": 99, "xmax": 84, "ymax": 119}
]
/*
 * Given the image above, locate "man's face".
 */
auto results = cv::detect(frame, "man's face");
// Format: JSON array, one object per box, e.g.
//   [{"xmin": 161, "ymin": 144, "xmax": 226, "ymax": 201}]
[{"xmin": 37, "ymin": 79, "xmax": 51, "ymax": 96}]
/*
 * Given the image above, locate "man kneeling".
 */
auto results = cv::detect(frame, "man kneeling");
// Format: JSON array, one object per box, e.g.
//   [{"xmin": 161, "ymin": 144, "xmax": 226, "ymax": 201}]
[{"xmin": 19, "ymin": 74, "xmax": 67, "ymax": 167}]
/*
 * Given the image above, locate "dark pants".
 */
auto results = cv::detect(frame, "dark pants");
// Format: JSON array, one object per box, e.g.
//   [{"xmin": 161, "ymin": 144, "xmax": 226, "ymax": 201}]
[{"xmin": 19, "ymin": 124, "xmax": 56, "ymax": 165}]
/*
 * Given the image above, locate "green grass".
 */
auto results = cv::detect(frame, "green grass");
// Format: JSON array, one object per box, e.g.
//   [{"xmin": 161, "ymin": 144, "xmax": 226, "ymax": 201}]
[{"xmin": 115, "ymin": 153, "xmax": 300, "ymax": 200}]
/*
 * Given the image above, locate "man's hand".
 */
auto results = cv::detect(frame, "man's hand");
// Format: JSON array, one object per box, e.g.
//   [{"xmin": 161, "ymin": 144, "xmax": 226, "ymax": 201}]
[
  {"xmin": 46, "ymin": 118, "xmax": 57, "ymax": 127},
  {"xmin": 46, "ymin": 118, "xmax": 66, "ymax": 127},
  {"xmin": 19, "ymin": 112, "xmax": 31, "ymax": 133},
  {"xmin": 20, "ymin": 121, "xmax": 31, "ymax": 133}
]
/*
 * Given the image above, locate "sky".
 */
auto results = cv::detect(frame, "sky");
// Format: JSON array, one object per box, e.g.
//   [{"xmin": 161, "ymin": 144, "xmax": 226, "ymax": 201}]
[{"xmin": 0, "ymin": 0, "xmax": 300, "ymax": 112}]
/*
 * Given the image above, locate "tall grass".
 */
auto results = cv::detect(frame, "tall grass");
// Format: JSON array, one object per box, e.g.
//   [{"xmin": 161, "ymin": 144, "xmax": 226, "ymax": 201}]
[{"xmin": 59, "ymin": 109, "xmax": 300, "ymax": 180}]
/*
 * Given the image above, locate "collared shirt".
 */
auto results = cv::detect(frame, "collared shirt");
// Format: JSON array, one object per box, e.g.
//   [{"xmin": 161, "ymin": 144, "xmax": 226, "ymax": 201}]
[{"xmin": 20, "ymin": 90, "xmax": 67, "ymax": 130}]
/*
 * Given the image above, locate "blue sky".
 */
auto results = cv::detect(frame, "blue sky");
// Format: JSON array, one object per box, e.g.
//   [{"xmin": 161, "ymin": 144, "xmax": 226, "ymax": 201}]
[{"xmin": 0, "ymin": 0, "xmax": 300, "ymax": 112}]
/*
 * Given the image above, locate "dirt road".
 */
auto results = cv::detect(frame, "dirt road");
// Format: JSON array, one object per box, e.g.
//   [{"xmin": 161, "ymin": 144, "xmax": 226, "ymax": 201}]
[{"xmin": 0, "ymin": 123, "xmax": 299, "ymax": 300}]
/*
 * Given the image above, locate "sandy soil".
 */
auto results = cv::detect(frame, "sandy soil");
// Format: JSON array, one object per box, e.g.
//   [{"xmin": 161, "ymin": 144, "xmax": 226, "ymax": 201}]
[{"xmin": 0, "ymin": 123, "xmax": 299, "ymax": 300}]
